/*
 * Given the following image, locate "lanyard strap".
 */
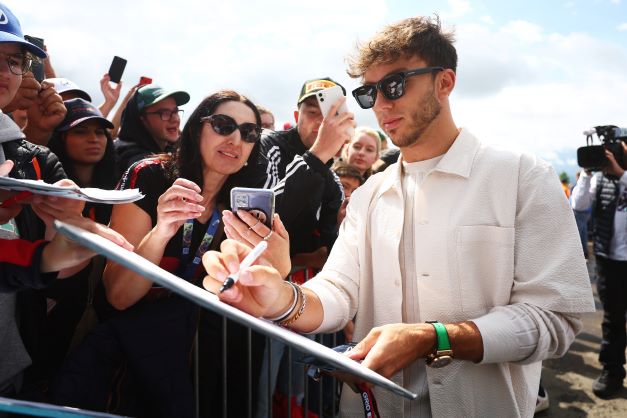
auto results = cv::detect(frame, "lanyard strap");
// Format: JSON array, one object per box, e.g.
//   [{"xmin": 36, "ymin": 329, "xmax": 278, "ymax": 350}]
[
  {"xmin": 356, "ymin": 383, "xmax": 381, "ymax": 418},
  {"xmin": 179, "ymin": 208, "xmax": 220, "ymax": 280}
]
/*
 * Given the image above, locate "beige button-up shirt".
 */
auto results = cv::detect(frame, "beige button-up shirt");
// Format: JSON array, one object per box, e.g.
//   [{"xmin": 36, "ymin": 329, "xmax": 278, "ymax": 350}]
[{"xmin": 305, "ymin": 128, "xmax": 595, "ymax": 418}]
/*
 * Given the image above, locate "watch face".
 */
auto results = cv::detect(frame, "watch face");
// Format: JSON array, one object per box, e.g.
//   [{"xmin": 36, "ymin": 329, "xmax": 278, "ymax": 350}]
[{"xmin": 428, "ymin": 355, "xmax": 453, "ymax": 368}]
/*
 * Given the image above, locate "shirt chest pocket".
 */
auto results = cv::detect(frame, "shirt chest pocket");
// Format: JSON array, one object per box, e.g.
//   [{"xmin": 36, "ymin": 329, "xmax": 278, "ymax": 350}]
[{"xmin": 454, "ymin": 225, "xmax": 515, "ymax": 314}]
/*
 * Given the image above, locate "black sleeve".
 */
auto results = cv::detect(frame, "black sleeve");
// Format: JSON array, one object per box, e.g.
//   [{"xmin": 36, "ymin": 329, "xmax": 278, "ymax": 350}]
[
  {"xmin": 0, "ymin": 244, "xmax": 58, "ymax": 292},
  {"xmin": 37, "ymin": 146, "xmax": 67, "ymax": 183},
  {"xmin": 117, "ymin": 159, "xmax": 169, "ymax": 226},
  {"xmin": 269, "ymin": 151, "xmax": 329, "ymax": 228},
  {"xmin": 317, "ymin": 170, "xmax": 343, "ymax": 250}
]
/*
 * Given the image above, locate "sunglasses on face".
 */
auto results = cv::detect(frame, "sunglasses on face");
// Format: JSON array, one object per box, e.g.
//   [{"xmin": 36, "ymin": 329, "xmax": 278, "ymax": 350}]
[
  {"xmin": 200, "ymin": 114, "xmax": 261, "ymax": 143},
  {"xmin": 351, "ymin": 66, "xmax": 444, "ymax": 109}
]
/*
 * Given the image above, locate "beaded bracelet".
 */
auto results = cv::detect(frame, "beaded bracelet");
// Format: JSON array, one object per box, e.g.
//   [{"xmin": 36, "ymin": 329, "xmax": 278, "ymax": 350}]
[
  {"xmin": 265, "ymin": 281, "xmax": 298, "ymax": 322},
  {"xmin": 280, "ymin": 285, "xmax": 307, "ymax": 328}
]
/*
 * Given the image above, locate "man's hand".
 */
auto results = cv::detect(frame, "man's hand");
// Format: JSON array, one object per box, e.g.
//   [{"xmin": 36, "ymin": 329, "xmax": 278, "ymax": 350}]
[
  {"xmin": 603, "ymin": 145, "xmax": 627, "ymax": 178},
  {"xmin": 346, "ymin": 323, "xmax": 436, "ymax": 379},
  {"xmin": 40, "ymin": 216, "xmax": 134, "ymax": 273},
  {"xmin": 27, "ymin": 81, "xmax": 67, "ymax": 130},
  {"xmin": 3, "ymin": 72, "xmax": 40, "ymax": 113},
  {"xmin": 309, "ymin": 97, "xmax": 355, "ymax": 163},
  {"xmin": 24, "ymin": 81, "xmax": 67, "ymax": 144}
]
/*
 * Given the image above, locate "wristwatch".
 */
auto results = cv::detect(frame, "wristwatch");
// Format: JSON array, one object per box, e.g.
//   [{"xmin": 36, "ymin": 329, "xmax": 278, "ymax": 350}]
[{"xmin": 425, "ymin": 321, "xmax": 453, "ymax": 368}]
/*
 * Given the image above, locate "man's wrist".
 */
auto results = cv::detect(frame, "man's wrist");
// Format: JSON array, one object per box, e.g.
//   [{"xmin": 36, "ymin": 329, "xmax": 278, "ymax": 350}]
[{"xmin": 308, "ymin": 143, "xmax": 332, "ymax": 164}]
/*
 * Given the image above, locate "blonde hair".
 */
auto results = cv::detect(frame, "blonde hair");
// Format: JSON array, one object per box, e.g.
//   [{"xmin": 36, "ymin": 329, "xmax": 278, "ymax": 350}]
[{"xmin": 343, "ymin": 126, "xmax": 382, "ymax": 178}]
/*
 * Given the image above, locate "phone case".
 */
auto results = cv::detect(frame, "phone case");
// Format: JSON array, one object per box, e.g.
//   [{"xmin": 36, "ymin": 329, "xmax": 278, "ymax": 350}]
[
  {"xmin": 316, "ymin": 86, "xmax": 353, "ymax": 137},
  {"xmin": 230, "ymin": 187, "xmax": 275, "ymax": 228},
  {"xmin": 316, "ymin": 85, "xmax": 349, "ymax": 118},
  {"xmin": 108, "ymin": 56, "xmax": 127, "ymax": 83}
]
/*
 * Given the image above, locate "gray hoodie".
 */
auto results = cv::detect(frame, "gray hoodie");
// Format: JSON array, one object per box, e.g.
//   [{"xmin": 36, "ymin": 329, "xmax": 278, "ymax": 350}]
[{"xmin": 0, "ymin": 112, "xmax": 33, "ymax": 394}]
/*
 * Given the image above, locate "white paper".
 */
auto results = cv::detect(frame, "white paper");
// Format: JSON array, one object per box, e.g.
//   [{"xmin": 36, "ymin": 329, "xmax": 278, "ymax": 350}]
[
  {"xmin": 53, "ymin": 220, "xmax": 418, "ymax": 401},
  {"xmin": 0, "ymin": 177, "xmax": 143, "ymax": 204}
]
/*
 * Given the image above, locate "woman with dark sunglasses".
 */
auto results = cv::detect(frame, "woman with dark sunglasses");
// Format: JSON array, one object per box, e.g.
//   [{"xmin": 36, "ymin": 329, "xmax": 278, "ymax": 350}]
[{"xmin": 53, "ymin": 90, "xmax": 285, "ymax": 418}]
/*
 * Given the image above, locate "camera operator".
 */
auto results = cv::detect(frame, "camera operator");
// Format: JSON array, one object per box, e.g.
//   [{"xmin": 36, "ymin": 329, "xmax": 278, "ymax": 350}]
[{"xmin": 572, "ymin": 137, "xmax": 627, "ymax": 398}]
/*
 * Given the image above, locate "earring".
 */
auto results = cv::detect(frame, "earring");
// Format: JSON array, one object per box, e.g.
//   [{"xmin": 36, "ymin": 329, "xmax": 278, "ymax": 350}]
[{"xmin": 244, "ymin": 161, "xmax": 248, "ymax": 166}]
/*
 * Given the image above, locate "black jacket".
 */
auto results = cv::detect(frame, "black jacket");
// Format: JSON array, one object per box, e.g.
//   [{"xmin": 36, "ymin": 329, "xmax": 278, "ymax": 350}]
[
  {"xmin": 4, "ymin": 139, "xmax": 67, "ymax": 241},
  {"xmin": 258, "ymin": 128, "xmax": 342, "ymax": 255}
]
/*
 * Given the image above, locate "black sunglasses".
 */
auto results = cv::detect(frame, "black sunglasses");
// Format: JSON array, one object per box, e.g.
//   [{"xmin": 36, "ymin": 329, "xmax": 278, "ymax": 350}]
[
  {"xmin": 200, "ymin": 114, "xmax": 261, "ymax": 143},
  {"xmin": 352, "ymin": 66, "xmax": 444, "ymax": 109}
]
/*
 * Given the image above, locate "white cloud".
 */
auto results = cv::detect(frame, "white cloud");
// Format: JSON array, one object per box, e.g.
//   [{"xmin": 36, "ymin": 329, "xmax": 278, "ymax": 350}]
[
  {"xmin": 617, "ymin": 22, "xmax": 627, "ymax": 31},
  {"xmin": 447, "ymin": 0, "xmax": 472, "ymax": 18},
  {"xmin": 480, "ymin": 15, "xmax": 494, "ymax": 25},
  {"xmin": 500, "ymin": 20, "xmax": 544, "ymax": 43}
]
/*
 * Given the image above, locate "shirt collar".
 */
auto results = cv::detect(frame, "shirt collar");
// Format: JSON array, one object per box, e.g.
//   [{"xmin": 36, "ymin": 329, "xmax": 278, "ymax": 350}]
[{"xmin": 377, "ymin": 128, "xmax": 481, "ymax": 196}]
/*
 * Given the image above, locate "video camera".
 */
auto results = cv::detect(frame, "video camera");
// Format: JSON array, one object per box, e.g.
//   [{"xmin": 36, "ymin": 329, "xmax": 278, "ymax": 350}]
[{"xmin": 577, "ymin": 125, "xmax": 627, "ymax": 170}]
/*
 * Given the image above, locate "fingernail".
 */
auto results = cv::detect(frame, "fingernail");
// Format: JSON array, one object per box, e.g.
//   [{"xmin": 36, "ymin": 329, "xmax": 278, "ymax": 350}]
[
  {"xmin": 216, "ymin": 271, "xmax": 226, "ymax": 281},
  {"xmin": 228, "ymin": 262, "xmax": 239, "ymax": 274}
]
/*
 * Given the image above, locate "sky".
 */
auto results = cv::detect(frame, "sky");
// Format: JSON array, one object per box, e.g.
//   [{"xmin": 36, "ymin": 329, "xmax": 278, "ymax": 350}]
[{"xmin": 11, "ymin": 0, "xmax": 627, "ymax": 180}]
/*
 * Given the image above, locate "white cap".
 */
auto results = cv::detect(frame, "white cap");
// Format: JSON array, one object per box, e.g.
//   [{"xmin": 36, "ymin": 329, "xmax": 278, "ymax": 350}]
[{"xmin": 45, "ymin": 77, "xmax": 92, "ymax": 102}]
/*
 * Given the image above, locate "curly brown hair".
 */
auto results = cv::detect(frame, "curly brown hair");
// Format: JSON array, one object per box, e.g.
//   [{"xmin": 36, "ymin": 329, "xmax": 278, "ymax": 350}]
[{"xmin": 346, "ymin": 16, "xmax": 457, "ymax": 78}]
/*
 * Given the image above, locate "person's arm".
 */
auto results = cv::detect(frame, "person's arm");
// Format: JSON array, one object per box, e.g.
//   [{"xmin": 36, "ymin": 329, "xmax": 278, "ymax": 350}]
[
  {"xmin": 98, "ymin": 74, "xmax": 122, "ymax": 118},
  {"xmin": 202, "ymin": 238, "xmax": 325, "ymax": 332},
  {"xmin": 104, "ymin": 178, "xmax": 205, "ymax": 310},
  {"xmin": 42, "ymin": 44, "xmax": 57, "ymax": 79},
  {"xmin": 0, "ymin": 218, "xmax": 132, "ymax": 292},
  {"xmin": 0, "ymin": 239, "xmax": 56, "ymax": 292},
  {"xmin": 109, "ymin": 84, "xmax": 140, "ymax": 139},
  {"xmin": 472, "ymin": 157, "xmax": 594, "ymax": 365},
  {"xmin": 264, "ymin": 100, "xmax": 354, "ymax": 229},
  {"xmin": 571, "ymin": 170, "xmax": 596, "ymax": 211}
]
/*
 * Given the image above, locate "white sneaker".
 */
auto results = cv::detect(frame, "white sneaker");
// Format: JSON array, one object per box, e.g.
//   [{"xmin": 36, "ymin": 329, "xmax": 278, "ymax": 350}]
[{"xmin": 535, "ymin": 387, "xmax": 549, "ymax": 414}]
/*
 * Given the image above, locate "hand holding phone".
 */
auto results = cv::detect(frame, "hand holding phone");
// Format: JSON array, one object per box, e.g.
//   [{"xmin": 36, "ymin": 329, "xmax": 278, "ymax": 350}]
[
  {"xmin": 108, "ymin": 56, "xmax": 127, "ymax": 84},
  {"xmin": 316, "ymin": 86, "xmax": 354, "ymax": 137},
  {"xmin": 230, "ymin": 187, "xmax": 275, "ymax": 228},
  {"xmin": 24, "ymin": 35, "xmax": 45, "ymax": 82}
]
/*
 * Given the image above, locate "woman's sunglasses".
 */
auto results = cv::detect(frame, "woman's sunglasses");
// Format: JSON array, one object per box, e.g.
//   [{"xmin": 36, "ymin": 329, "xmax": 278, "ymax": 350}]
[
  {"xmin": 201, "ymin": 114, "xmax": 261, "ymax": 143},
  {"xmin": 351, "ymin": 66, "xmax": 444, "ymax": 109}
]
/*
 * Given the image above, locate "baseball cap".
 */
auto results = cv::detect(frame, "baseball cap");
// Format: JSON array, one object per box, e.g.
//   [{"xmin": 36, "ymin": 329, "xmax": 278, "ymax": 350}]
[
  {"xmin": 56, "ymin": 98, "xmax": 114, "ymax": 132},
  {"xmin": 0, "ymin": 3, "xmax": 47, "ymax": 58},
  {"xmin": 46, "ymin": 77, "xmax": 92, "ymax": 102},
  {"xmin": 297, "ymin": 77, "xmax": 346, "ymax": 105},
  {"xmin": 136, "ymin": 84, "xmax": 190, "ymax": 112}
]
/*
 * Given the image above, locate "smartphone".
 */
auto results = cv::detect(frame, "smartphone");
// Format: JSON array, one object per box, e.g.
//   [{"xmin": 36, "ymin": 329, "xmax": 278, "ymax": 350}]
[
  {"xmin": 230, "ymin": 187, "xmax": 275, "ymax": 228},
  {"xmin": 24, "ymin": 35, "xmax": 45, "ymax": 82},
  {"xmin": 107, "ymin": 56, "xmax": 127, "ymax": 84},
  {"xmin": 316, "ymin": 85, "xmax": 353, "ymax": 136},
  {"xmin": 138, "ymin": 76, "xmax": 152, "ymax": 86}
]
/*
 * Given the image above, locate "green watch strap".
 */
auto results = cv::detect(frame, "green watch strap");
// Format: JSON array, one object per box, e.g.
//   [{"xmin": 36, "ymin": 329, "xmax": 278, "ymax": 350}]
[{"xmin": 427, "ymin": 321, "xmax": 451, "ymax": 351}]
